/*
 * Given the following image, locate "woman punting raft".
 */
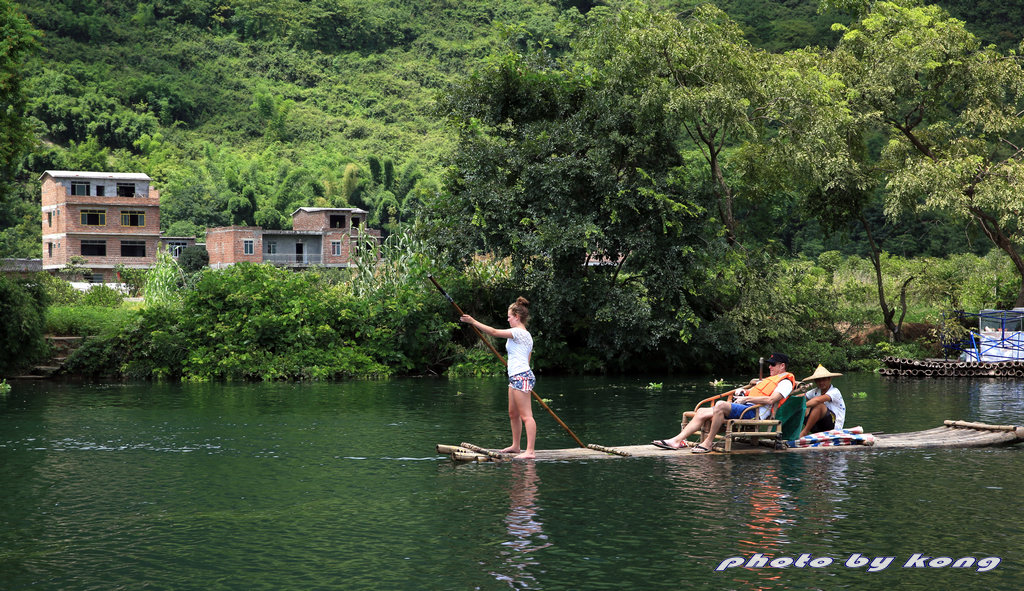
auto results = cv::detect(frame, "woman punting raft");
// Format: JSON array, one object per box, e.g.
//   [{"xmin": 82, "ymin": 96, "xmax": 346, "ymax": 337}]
[{"xmin": 460, "ymin": 297, "xmax": 538, "ymax": 460}]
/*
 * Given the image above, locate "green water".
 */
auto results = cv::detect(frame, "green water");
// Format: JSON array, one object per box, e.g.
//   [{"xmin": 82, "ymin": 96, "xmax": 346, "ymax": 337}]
[{"xmin": 1, "ymin": 374, "xmax": 1022, "ymax": 590}]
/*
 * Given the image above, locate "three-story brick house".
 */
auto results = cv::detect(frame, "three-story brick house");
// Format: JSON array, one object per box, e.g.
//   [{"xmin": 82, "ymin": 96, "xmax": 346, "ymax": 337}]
[{"xmin": 40, "ymin": 170, "xmax": 161, "ymax": 282}]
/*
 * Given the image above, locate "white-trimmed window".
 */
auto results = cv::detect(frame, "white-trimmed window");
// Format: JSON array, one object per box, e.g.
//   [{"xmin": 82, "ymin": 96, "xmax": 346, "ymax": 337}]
[
  {"xmin": 71, "ymin": 182, "xmax": 90, "ymax": 196},
  {"xmin": 331, "ymin": 241, "xmax": 342, "ymax": 256},
  {"xmin": 243, "ymin": 239, "xmax": 254, "ymax": 255},
  {"xmin": 166, "ymin": 241, "xmax": 189, "ymax": 257},
  {"xmin": 266, "ymin": 241, "xmax": 277, "ymax": 254}
]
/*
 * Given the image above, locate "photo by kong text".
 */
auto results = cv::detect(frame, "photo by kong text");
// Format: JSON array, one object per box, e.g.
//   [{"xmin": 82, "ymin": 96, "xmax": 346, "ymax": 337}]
[{"xmin": 715, "ymin": 553, "xmax": 1001, "ymax": 573}]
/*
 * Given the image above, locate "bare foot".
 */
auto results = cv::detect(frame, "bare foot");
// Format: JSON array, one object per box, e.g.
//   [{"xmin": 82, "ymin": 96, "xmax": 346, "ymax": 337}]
[
  {"xmin": 514, "ymin": 451, "xmax": 536, "ymax": 460},
  {"xmin": 500, "ymin": 446, "xmax": 521, "ymax": 454}
]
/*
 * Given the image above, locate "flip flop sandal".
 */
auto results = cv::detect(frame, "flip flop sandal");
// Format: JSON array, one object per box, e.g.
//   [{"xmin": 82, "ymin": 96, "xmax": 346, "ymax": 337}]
[
  {"xmin": 652, "ymin": 439, "xmax": 682, "ymax": 450},
  {"xmin": 691, "ymin": 444, "xmax": 711, "ymax": 454}
]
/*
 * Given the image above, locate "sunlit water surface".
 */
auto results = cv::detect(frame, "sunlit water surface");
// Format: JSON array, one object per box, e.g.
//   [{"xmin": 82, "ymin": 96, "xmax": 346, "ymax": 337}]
[{"xmin": 1, "ymin": 373, "xmax": 1022, "ymax": 590}]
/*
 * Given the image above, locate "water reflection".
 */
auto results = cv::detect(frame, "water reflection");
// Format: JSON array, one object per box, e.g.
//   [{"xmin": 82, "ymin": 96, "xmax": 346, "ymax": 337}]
[
  {"xmin": 968, "ymin": 380, "xmax": 1024, "ymax": 423},
  {"xmin": 660, "ymin": 455, "xmax": 865, "ymax": 591},
  {"xmin": 800, "ymin": 454, "xmax": 851, "ymax": 528},
  {"xmin": 490, "ymin": 462, "xmax": 551, "ymax": 589}
]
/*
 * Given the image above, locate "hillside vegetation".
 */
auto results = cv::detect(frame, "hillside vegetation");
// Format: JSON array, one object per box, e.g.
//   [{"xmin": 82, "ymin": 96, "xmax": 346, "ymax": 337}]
[
  {"xmin": 2, "ymin": 0, "xmax": 1021, "ymax": 257},
  {"xmin": 3, "ymin": 1, "xmax": 1024, "ymax": 379}
]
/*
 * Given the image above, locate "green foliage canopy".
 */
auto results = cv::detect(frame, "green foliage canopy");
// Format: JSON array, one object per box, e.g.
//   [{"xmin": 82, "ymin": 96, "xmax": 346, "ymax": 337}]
[
  {"xmin": 425, "ymin": 29, "xmax": 718, "ymax": 369},
  {"xmin": 822, "ymin": 1, "xmax": 1024, "ymax": 305}
]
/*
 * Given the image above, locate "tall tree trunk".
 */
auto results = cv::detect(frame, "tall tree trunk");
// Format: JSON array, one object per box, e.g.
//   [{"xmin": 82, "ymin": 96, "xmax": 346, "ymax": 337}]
[
  {"xmin": 708, "ymin": 149, "xmax": 737, "ymax": 246},
  {"xmin": 860, "ymin": 213, "xmax": 913, "ymax": 341},
  {"xmin": 969, "ymin": 206, "xmax": 1024, "ymax": 307},
  {"xmin": 688, "ymin": 122, "xmax": 738, "ymax": 246}
]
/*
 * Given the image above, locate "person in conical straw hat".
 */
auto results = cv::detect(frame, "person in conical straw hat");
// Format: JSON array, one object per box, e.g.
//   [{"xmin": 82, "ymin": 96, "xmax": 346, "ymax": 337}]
[{"xmin": 799, "ymin": 364, "xmax": 847, "ymax": 437}]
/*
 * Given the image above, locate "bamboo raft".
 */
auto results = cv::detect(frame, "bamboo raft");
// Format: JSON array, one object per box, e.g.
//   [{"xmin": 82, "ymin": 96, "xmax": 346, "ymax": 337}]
[
  {"xmin": 881, "ymin": 357, "xmax": 1024, "ymax": 378},
  {"xmin": 436, "ymin": 420, "xmax": 1024, "ymax": 462}
]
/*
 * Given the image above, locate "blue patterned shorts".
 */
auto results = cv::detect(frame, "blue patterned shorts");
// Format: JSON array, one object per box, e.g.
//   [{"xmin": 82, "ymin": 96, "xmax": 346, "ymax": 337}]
[{"xmin": 509, "ymin": 370, "xmax": 536, "ymax": 392}]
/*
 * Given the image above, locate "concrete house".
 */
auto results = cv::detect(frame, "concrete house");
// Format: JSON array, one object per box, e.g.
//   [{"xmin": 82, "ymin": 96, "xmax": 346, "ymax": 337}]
[
  {"xmin": 205, "ymin": 207, "xmax": 380, "ymax": 269},
  {"xmin": 40, "ymin": 170, "xmax": 161, "ymax": 283}
]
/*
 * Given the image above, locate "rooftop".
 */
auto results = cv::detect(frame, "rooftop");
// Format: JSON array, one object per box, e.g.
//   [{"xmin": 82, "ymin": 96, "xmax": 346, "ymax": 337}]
[
  {"xmin": 39, "ymin": 170, "xmax": 152, "ymax": 181},
  {"xmin": 292, "ymin": 206, "xmax": 368, "ymax": 215}
]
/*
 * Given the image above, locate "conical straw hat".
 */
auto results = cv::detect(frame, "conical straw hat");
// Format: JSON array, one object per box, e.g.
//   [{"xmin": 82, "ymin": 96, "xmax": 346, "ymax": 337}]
[{"xmin": 803, "ymin": 364, "xmax": 843, "ymax": 381}]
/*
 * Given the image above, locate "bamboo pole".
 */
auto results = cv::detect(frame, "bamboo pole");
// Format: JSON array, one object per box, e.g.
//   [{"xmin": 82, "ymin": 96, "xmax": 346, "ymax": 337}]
[
  {"xmin": 452, "ymin": 451, "xmax": 491, "ymax": 462},
  {"xmin": 460, "ymin": 441, "xmax": 512, "ymax": 460},
  {"xmin": 587, "ymin": 443, "xmax": 631, "ymax": 457},
  {"xmin": 427, "ymin": 274, "xmax": 587, "ymax": 449},
  {"xmin": 943, "ymin": 420, "xmax": 1019, "ymax": 432},
  {"xmin": 436, "ymin": 444, "xmax": 471, "ymax": 455}
]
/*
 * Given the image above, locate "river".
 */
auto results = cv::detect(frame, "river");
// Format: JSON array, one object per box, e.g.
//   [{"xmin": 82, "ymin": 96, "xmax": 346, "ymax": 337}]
[{"xmin": 1, "ymin": 373, "xmax": 1022, "ymax": 590}]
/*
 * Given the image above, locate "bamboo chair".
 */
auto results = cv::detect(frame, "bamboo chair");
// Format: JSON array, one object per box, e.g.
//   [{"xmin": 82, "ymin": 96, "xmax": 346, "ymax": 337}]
[{"xmin": 681, "ymin": 385, "xmax": 808, "ymax": 452}]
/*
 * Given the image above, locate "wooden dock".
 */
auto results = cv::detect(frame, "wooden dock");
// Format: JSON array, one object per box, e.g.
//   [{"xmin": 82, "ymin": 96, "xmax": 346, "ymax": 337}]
[{"xmin": 437, "ymin": 420, "xmax": 1024, "ymax": 462}]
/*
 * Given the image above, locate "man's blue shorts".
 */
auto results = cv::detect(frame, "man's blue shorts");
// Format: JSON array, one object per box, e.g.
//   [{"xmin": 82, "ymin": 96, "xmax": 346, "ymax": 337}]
[{"xmin": 727, "ymin": 403, "xmax": 760, "ymax": 420}]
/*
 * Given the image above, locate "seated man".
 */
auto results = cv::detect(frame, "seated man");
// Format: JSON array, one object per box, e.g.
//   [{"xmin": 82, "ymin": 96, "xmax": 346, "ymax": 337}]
[
  {"xmin": 653, "ymin": 352, "xmax": 796, "ymax": 453},
  {"xmin": 798, "ymin": 364, "xmax": 846, "ymax": 437}
]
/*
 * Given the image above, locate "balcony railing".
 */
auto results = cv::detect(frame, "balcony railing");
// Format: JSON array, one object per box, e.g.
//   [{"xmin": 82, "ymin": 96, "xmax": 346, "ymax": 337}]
[{"xmin": 264, "ymin": 253, "xmax": 323, "ymax": 266}]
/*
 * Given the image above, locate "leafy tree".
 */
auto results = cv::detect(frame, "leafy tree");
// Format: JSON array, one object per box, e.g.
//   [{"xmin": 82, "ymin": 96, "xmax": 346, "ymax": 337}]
[
  {"xmin": 0, "ymin": 274, "xmax": 47, "ymax": 373},
  {"xmin": 59, "ymin": 255, "xmax": 92, "ymax": 281},
  {"xmin": 228, "ymin": 186, "xmax": 257, "ymax": 225},
  {"xmin": 254, "ymin": 206, "xmax": 288, "ymax": 230},
  {"xmin": 250, "ymin": 91, "xmax": 293, "ymax": 142},
  {"xmin": 338, "ymin": 162, "xmax": 362, "ymax": 206},
  {"xmin": 0, "ymin": 0, "xmax": 38, "ymax": 256},
  {"xmin": 178, "ymin": 245, "xmax": 209, "ymax": 273},
  {"xmin": 0, "ymin": 0, "xmax": 38, "ymax": 183},
  {"xmin": 579, "ymin": 3, "xmax": 770, "ymax": 245},
  {"xmin": 166, "ymin": 220, "xmax": 201, "ymax": 238},
  {"xmin": 114, "ymin": 263, "xmax": 147, "ymax": 296},
  {"xmin": 825, "ymin": 0, "xmax": 1024, "ymax": 306},
  {"xmin": 425, "ymin": 36, "xmax": 715, "ymax": 369}
]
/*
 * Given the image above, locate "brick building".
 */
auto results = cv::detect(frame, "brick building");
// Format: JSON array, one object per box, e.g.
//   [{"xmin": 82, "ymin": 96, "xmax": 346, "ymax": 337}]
[
  {"xmin": 40, "ymin": 171, "xmax": 161, "ymax": 282},
  {"xmin": 206, "ymin": 207, "xmax": 379, "ymax": 269}
]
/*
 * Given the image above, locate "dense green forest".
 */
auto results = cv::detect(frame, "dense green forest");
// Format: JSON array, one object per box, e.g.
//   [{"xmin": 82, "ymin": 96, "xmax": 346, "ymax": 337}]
[
  {"xmin": 2, "ymin": 0, "xmax": 1021, "ymax": 257},
  {"xmin": 3, "ymin": 0, "xmax": 1024, "ymax": 379}
]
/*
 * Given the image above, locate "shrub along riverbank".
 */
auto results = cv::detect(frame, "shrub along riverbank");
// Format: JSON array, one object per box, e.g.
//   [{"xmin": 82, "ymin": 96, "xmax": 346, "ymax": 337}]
[{"xmin": 4, "ymin": 232, "xmax": 1014, "ymax": 382}]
